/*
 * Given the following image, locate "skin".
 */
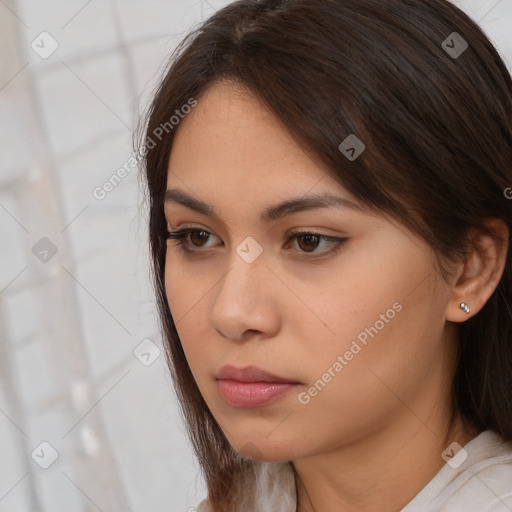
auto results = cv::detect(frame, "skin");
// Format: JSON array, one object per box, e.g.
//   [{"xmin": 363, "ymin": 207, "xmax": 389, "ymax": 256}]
[{"xmin": 163, "ymin": 79, "xmax": 509, "ymax": 512}]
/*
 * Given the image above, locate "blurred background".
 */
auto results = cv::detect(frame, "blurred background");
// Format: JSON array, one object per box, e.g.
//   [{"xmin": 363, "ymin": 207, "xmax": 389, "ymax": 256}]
[{"xmin": 0, "ymin": 1, "xmax": 511, "ymax": 511}]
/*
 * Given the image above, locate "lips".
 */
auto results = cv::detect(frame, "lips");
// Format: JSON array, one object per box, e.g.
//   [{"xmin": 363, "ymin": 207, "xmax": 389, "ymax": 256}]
[
  {"xmin": 215, "ymin": 365, "xmax": 301, "ymax": 408},
  {"xmin": 215, "ymin": 364, "xmax": 299, "ymax": 384}
]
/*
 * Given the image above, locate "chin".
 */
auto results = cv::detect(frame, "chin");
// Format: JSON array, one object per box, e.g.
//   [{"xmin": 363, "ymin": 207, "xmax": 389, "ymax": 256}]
[{"xmin": 226, "ymin": 432, "xmax": 301, "ymax": 463}]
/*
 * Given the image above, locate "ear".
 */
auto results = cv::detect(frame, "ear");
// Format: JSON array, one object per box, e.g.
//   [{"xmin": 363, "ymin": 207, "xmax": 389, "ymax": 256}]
[{"xmin": 446, "ymin": 217, "xmax": 509, "ymax": 322}]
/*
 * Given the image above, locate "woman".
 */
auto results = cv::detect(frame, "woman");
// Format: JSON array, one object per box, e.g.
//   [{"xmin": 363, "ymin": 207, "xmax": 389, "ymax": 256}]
[{"xmin": 138, "ymin": 0, "xmax": 512, "ymax": 510}]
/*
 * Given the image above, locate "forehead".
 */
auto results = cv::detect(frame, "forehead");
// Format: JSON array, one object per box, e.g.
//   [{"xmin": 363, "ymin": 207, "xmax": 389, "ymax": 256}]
[{"xmin": 166, "ymin": 80, "xmax": 351, "ymax": 208}]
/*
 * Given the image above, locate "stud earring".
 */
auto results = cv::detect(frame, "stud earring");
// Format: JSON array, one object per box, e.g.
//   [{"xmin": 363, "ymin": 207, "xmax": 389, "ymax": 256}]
[{"xmin": 460, "ymin": 302, "xmax": 470, "ymax": 314}]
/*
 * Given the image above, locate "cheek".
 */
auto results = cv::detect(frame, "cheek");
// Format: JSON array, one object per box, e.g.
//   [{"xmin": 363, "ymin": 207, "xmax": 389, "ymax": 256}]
[
  {"xmin": 164, "ymin": 255, "xmax": 215, "ymax": 377},
  {"xmin": 164, "ymin": 252, "xmax": 204, "ymax": 319},
  {"xmin": 164, "ymin": 257, "xmax": 196, "ymax": 354},
  {"xmin": 293, "ymin": 300, "xmax": 440, "ymax": 444},
  {"xmin": 290, "ymin": 240, "xmax": 430, "ymax": 354},
  {"xmin": 292, "ymin": 243, "xmax": 442, "ymax": 403}
]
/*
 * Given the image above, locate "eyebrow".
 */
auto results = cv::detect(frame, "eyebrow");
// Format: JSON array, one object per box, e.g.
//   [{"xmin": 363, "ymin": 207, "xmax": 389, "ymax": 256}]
[{"xmin": 164, "ymin": 188, "xmax": 366, "ymax": 223}]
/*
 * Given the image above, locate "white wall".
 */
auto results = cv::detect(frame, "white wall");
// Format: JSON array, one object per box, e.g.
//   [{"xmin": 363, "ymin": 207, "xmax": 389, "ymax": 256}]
[{"xmin": 0, "ymin": 1, "xmax": 510, "ymax": 511}]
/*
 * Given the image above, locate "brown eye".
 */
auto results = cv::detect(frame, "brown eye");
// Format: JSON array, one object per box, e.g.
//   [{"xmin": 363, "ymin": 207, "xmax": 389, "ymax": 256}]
[
  {"xmin": 189, "ymin": 230, "xmax": 210, "ymax": 247},
  {"xmin": 296, "ymin": 234, "xmax": 321, "ymax": 253},
  {"xmin": 287, "ymin": 230, "xmax": 348, "ymax": 259},
  {"xmin": 165, "ymin": 228, "xmax": 220, "ymax": 252},
  {"xmin": 166, "ymin": 227, "xmax": 346, "ymax": 259}
]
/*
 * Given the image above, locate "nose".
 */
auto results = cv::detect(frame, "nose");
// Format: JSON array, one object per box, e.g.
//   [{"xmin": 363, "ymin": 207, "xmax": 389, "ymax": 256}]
[{"xmin": 209, "ymin": 250, "xmax": 281, "ymax": 343}]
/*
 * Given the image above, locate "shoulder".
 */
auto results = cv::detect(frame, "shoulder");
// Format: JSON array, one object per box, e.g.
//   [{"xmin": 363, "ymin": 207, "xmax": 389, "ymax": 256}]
[
  {"xmin": 436, "ymin": 458, "xmax": 512, "ymax": 511},
  {"xmin": 193, "ymin": 498, "xmax": 210, "ymax": 512},
  {"xmin": 403, "ymin": 430, "xmax": 512, "ymax": 511}
]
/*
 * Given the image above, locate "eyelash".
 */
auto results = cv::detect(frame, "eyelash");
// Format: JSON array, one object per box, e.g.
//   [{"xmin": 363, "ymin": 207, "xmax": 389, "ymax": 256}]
[{"xmin": 164, "ymin": 227, "xmax": 347, "ymax": 259}]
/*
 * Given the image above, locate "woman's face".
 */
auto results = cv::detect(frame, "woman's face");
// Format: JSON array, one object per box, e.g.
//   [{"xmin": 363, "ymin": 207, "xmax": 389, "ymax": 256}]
[{"xmin": 164, "ymin": 79, "xmax": 459, "ymax": 462}]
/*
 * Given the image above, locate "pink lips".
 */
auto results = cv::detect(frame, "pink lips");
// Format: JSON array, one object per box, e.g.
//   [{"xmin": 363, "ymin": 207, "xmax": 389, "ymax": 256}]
[{"xmin": 216, "ymin": 365, "xmax": 300, "ymax": 408}]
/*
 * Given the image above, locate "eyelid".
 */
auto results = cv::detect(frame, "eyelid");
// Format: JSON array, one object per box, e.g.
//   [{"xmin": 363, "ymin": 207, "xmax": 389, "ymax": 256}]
[
  {"xmin": 166, "ymin": 221, "xmax": 345, "ymax": 239},
  {"xmin": 165, "ymin": 225, "xmax": 348, "ymax": 258},
  {"xmin": 165, "ymin": 224, "xmax": 342, "ymax": 242}
]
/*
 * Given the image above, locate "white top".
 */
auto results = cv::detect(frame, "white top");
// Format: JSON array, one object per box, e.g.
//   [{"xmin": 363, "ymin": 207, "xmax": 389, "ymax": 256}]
[
  {"xmin": 402, "ymin": 430, "xmax": 512, "ymax": 511},
  {"xmin": 195, "ymin": 430, "xmax": 512, "ymax": 511}
]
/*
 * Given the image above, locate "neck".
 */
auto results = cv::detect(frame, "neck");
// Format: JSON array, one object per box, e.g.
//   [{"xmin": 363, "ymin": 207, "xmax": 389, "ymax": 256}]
[{"xmin": 293, "ymin": 411, "xmax": 480, "ymax": 512}]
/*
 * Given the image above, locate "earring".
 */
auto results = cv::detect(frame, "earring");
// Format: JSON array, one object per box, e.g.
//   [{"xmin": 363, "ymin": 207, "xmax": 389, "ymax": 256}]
[{"xmin": 460, "ymin": 302, "xmax": 470, "ymax": 314}]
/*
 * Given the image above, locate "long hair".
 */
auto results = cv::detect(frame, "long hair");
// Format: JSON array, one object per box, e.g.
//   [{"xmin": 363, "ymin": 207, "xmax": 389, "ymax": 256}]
[{"xmin": 137, "ymin": 1, "xmax": 512, "ymax": 510}]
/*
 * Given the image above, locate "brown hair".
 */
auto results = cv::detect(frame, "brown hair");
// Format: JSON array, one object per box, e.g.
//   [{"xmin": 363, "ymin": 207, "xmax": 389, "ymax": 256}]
[{"xmin": 137, "ymin": 1, "xmax": 512, "ymax": 510}]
